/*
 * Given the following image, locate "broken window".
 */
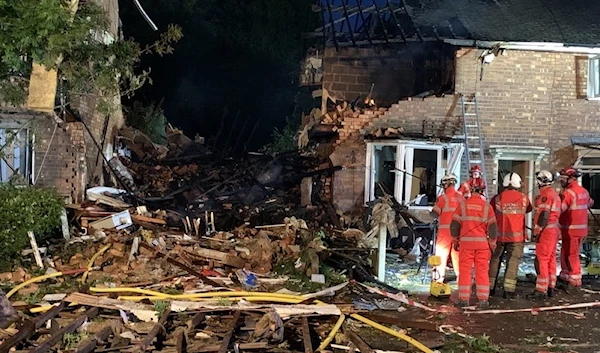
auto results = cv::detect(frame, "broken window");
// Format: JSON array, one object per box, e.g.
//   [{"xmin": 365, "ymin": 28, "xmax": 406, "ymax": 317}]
[
  {"xmin": 588, "ymin": 56, "xmax": 600, "ymax": 99},
  {"xmin": 365, "ymin": 141, "xmax": 463, "ymax": 208},
  {"xmin": 0, "ymin": 128, "xmax": 32, "ymax": 183}
]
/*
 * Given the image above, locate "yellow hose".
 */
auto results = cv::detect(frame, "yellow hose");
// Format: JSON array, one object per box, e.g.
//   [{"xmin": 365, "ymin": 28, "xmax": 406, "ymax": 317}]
[
  {"xmin": 7, "ymin": 272, "xmax": 65, "ymax": 299},
  {"xmin": 82, "ymin": 244, "xmax": 112, "ymax": 283},
  {"xmin": 96, "ymin": 288, "xmax": 432, "ymax": 353},
  {"xmin": 90, "ymin": 287, "xmax": 305, "ymax": 300},
  {"xmin": 117, "ymin": 295, "xmax": 303, "ymax": 304},
  {"xmin": 315, "ymin": 314, "xmax": 345, "ymax": 352},
  {"xmin": 350, "ymin": 314, "xmax": 434, "ymax": 353}
]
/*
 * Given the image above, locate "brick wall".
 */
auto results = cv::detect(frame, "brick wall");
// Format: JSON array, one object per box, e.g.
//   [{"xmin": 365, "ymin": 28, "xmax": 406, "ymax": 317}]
[
  {"xmin": 329, "ymin": 46, "xmax": 600, "ymax": 214},
  {"xmin": 322, "ymin": 43, "xmax": 454, "ymax": 106},
  {"xmin": 73, "ymin": 0, "xmax": 125, "ymax": 188},
  {"xmin": 34, "ymin": 117, "xmax": 86, "ymax": 203}
]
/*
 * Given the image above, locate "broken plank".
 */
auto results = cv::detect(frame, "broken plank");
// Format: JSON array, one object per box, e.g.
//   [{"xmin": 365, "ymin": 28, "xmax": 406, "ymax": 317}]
[
  {"xmin": 75, "ymin": 322, "xmax": 117, "ymax": 353},
  {"xmin": 189, "ymin": 342, "xmax": 267, "ymax": 353},
  {"xmin": 0, "ymin": 302, "xmax": 66, "ymax": 353},
  {"xmin": 132, "ymin": 214, "xmax": 167, "ymax": 225},
  {"xmin": 138, "ymin": 242, "xmax": 220, "ymax": 287},
  {"xmin": 174, "ymin": 327, "xmax": 187, "ymax": 353},
  {"xmin": 192, "ymin": 248, "xmax": 246, "ymax": 268},
  {"xmin": 217, "ymin": 311, "xmax": 241, "ymax": 353},
  {"xmin": 347, "ymin": 331, "xmax": 374, "ymax": 353},
  {"xmin": 30, "ymin": 307, "xmax": 99, "ymax": 353},
  {"xmin": 188, "ymin": 312, "xmax": 206, "ymax": 331},
  {"xmin": 27, "ymin": 231, "xmax": 44, "ymax": 268},
  {"xmin": 301, "ymin": 317, "xmax": 313, "ymax": 353},
  {"xmin": 137, "ymin": 309, "xmax": 171, "ymax": 351}
]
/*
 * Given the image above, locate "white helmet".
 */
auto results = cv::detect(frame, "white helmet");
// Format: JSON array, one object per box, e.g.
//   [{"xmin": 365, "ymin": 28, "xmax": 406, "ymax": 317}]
[
  {"xmin": 536, "ymin": 170, "xmax": 554, "ymax": 186},
  {"xmin": 502, "ymin": 172, "xmax": 522, "ymax": 188},
  {"xmin": 441, "ymin": 173, "xmax": 457, "ymax": 185}
]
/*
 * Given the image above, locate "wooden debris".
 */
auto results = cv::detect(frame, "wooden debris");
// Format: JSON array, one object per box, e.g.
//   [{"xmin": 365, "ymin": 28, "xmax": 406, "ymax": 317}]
[
  {"xmin": 30, "ymin": 307, "xmax": 99, "ymax": 353},
  {"xmin": 217, "ymin": 311, "xmax": 241, "ymax": 353},
  {"xmin": 301, "ymin": 317, "xmax": 313, "ymax": 353},
  {"xmin": 27, "ymin": 231, "xmax": 44, "ymax": 268}
]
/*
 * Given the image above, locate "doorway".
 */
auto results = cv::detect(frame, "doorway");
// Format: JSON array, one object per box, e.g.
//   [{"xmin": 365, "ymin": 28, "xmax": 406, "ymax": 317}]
[
  {"xmin": 497, "ymin": 160, "xmax": 531, "ymax": 193},
  {"xmin": 497, "ymin": 159, "xmax": 534, "ymax": 231}
]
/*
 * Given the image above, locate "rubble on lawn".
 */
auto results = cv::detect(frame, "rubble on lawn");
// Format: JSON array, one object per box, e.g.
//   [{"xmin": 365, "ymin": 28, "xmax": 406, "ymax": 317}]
[{"xmin": 0, "ymin": 126, "xmax": 468, "ymax": 352}]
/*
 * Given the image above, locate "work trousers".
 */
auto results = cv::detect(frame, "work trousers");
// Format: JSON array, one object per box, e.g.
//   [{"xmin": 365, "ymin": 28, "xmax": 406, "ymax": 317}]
[
  {"xmin": 488, "ymin": 242, "xmax": 524, "ymax": 293},
  {"xmin": 458, "ymin": 248, "xmax": 491, "ymax": 302},
  {"xmin": 535, "ymin": 229, "xmax": 559, "ymax": 293},
  {"xmin": 434, "ymin": 234, "xmax": 460, "ymax": 282},
  {"xmin": 559, "ymin": 232, "xmax": 584, "ymax": 286}
]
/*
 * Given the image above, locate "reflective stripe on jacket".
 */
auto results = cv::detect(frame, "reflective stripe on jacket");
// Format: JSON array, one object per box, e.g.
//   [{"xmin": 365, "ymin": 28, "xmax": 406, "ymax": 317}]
[
  {"xmin": 559, "ymin": 183, "xmax": 594, "ymax": 237},
  {"xmin": 451, "ymin": 196, "xmax": 497, "ymax": 250},
  {"xmin": 491, "ymin": 189, "xmax": 532, "ymax": 242},
  {"xmin": 432, "ymin": 187, "xmax": 463, "ymax": 237}
]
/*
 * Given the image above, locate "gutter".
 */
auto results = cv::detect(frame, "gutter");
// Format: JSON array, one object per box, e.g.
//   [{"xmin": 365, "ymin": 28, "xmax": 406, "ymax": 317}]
[{"xmin": 443, "ymin": 39, "xmax": 600, "ymax": 54}]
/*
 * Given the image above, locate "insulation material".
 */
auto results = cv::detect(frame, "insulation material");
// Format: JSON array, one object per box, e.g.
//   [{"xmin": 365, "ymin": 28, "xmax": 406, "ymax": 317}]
[{"xmin": 26, "ymin": 63, "xmax": 58, "ymax": 113}]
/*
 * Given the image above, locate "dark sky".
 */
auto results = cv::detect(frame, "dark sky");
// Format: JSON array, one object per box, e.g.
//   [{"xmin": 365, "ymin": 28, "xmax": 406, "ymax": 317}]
[{"xmin": 119, "ymin": 0, "xmax": 318, "ymax": 154}]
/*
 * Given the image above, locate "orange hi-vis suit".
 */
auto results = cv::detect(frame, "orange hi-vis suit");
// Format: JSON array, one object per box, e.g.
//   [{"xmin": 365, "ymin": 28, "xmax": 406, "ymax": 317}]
[
  {"xmin": 488, "ymin": 189, "xmax": 532, "ymax": 293},
  {"xmin": 533, "ymin": 186, "xmax": 562, "ymax": 293},
  {"xmin": 559, "ymin": 183, "xmax": 594, "ymax": 286},
  {"xmin": 432, "ymin": 186, "xmax": 463, "ymax": 282},
  {"xmin": 458, "ymin": 177, "xmax": 487, "ymax": 198},
  {"xmin": 451, "ymin": 196, "xmax": 498, "ymax": 303}
]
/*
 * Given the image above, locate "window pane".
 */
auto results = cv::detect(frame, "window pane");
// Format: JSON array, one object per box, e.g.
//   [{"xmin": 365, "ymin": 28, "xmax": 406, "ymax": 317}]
[
  {"xmin": 582, "ymin": 174, "xmax": 600, "ymax": 209},
  {"xmin": 592, "ymin": 58, "xmax": 600, "ymax": 98},
  {"xmin": 411, "ymin": 149, "xmax": 438, "ymax": 205},
  {"xmin": 373, "ymin": 145, "xmax": 397, "ymax": 198}
]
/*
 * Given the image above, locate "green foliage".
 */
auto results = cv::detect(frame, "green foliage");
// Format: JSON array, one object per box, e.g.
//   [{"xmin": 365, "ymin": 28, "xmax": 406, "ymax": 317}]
[
  {"xmin": 124, "ymin": 101, "xmax": 168, "ymax": 144},
  {"xmin": 261, "ymin": 116, "xmax": 300, "ymax": 154},
  {"xmin": 154, "ymin": 300, "xmax": 169, "ymax": 318},
  {"xmin": 63, "ymin": 331, "xmax": 88, "ymax": 349},
  {"xmin": 0, "ymin": 185, "xmax": 63, "ymax": 270},
  {"xmin": 262, "ymin": 90, "xmax": 316, "ymax": 153},
  {"xmin": 0, "ymin": 0, "xmax": 182, "ymax": 110},
  {"xmin": 464, "ymin": 334, "xmax": 502, "ymax": 353}
]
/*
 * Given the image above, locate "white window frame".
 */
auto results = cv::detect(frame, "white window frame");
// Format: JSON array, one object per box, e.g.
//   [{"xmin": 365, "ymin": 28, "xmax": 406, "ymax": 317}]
[
  {"xmin": 573, "ymin": 144, "xmax": 600, "ymax": 213},
  {"xmin": 588, "ymin": 55, "xmax": 600, "ymax": 100},
  {"xmin": 0, "ymin": 122, "xmax": 33, "ymax": 184},
  {"xmin": 364, "ymin": 140, "xmax": 462, "ymax": 210}
]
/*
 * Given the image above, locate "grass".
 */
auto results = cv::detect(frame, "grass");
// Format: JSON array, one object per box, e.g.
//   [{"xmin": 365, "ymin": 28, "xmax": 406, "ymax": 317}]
[
  {"xmin": 154, "ymin": 301, "xmax": 169, "ymax": 318},
  {"xmin": 63, "ymin": 331, "xmax": 89, "ymax": 349},
  {"xmin": 441, "ymin": 334, "xmax": 503, "ymax": 353}
]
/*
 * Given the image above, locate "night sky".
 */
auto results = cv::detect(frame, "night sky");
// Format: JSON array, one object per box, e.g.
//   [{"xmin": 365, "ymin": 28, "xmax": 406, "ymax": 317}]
[{"xmin": 119, "ymin": 0, "xmax": 318, "ymax": 154}]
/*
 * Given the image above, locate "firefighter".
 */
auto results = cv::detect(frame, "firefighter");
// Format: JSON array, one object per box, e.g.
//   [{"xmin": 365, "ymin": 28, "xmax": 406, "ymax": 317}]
[
  {"xmin": 458, "ymin": 165, "xmax": 487, "ymax": 198},
  {"xmin": 431, "ymin": 173, "xmax": 463, "ymax": 282},
  {"xmin": 450, "ymin": 185, "xmax": 498, "ymax": 308},
  {"xmin": 557, "ymin": 167, "xmax": 594, "ymax": 291},
  {"xmin": 527, "ymin": 170, "xmax": 561, "ymax": 299},
  {"xmin": 488, "ymin": 172, "xmax": 532, "ymax": 298}
]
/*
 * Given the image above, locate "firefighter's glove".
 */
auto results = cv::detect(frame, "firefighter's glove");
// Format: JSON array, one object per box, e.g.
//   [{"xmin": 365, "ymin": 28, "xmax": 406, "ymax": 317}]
[
  {"xmin": 452, "ymin": 239, "xmax": 459, "ymax": 251},
  {"xmin": 488, "ymin": 239, "xmax": 497, "ymax": 252}
]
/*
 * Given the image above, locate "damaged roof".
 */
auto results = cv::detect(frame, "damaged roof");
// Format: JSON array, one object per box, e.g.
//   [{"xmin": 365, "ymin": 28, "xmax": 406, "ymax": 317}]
[
  {"xmin": 408, "ymin": 0, "xmax": 600, "ymax": 45},
  {"xmin": 314, "ymin": 0, "xmax": 600, "ymax": 47}
]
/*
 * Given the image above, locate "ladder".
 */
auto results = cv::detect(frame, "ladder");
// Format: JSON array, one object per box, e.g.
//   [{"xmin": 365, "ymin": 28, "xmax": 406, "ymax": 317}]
[{"xmin": 460, "ymin": 94, "xmax": 487, "ymax": 189}]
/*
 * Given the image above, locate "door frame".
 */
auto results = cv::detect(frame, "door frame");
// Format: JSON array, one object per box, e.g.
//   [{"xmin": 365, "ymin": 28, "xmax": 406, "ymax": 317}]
[{"xmin": 490, "ymin": 146, "xmax": 549, "ymax": 234}]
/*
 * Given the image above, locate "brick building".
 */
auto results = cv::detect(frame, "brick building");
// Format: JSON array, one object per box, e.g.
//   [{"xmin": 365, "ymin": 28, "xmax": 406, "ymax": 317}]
[
  {"xmin": 0, "ymin": 0, "xmax": 124, "ymax": 202},
  {"xmin": 308, "ymin": 0, "xmax": 600, "ymax": 231}
]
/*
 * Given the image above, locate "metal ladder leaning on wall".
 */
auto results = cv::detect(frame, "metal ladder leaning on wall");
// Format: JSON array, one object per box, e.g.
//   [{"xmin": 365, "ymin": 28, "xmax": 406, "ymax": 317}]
[{"xmin": 460, "ymin": 94, "xmax": 487, "ymax": 196}]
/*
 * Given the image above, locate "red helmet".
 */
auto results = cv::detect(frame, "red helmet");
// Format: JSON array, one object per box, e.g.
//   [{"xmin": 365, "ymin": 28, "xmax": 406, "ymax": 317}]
[
  {"xmin": 470, "ymin": 165, "xmax": 482, "ymax": 173},
  {"xmin": 559, "ymin": 166, "xmax": 581, "ymax": 178}
]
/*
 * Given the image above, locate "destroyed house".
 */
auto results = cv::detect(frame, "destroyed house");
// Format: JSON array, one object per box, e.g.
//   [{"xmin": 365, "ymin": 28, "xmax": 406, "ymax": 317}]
[
  {"xmin": 304, "ymin": 0, "xmax": 600, "ymax": 231},
  {"xmin": 0, "ymin": 0, "xmax": 124, "ymax": 203}
]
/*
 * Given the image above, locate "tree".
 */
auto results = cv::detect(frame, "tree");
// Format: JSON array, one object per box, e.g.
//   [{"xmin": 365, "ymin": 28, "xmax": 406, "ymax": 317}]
[{"xmin": 0, "ymin": 0, "xmax": 182, "ymax": 112}]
